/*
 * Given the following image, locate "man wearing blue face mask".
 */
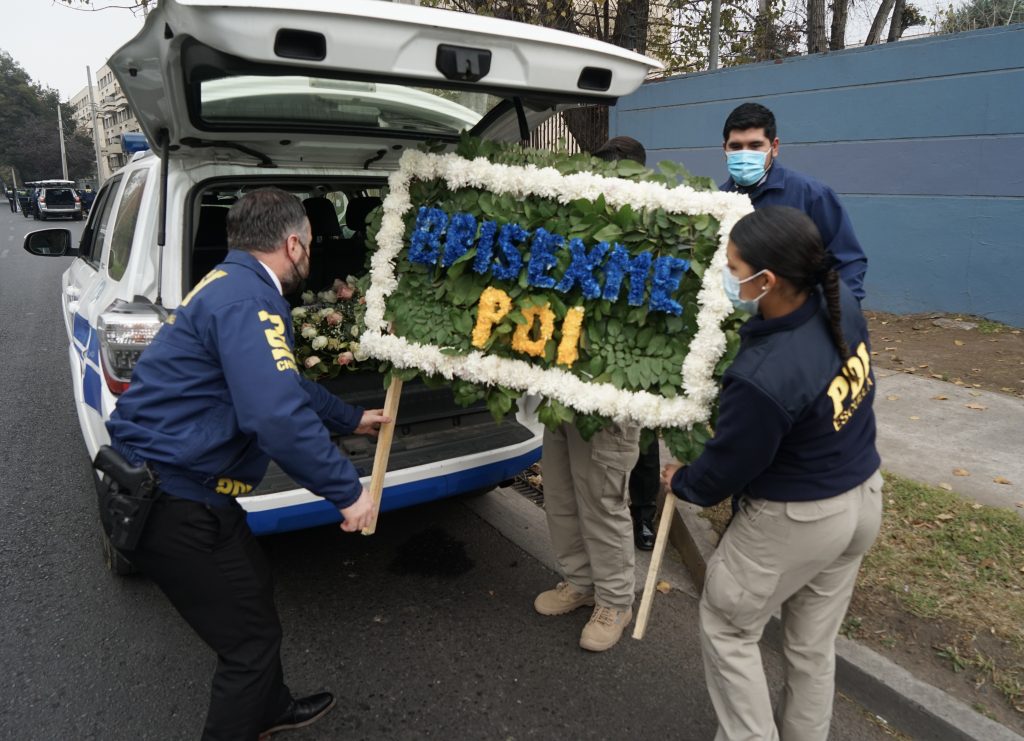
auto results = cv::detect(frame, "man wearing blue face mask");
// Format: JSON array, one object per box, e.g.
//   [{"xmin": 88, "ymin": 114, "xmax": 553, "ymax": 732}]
[{"xmin": 721, "ymin": 102, "xmax": 868, "ymax": 301}]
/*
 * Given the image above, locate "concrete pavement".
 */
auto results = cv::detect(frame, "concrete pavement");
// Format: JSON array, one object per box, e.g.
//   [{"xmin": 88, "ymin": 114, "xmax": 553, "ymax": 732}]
[{"xmin": 874, "ymin": 369, "xmax": 1024, "ymax": 514}]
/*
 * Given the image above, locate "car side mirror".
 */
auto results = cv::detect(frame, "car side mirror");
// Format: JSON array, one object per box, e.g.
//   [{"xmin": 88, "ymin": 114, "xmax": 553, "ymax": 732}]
[{"xmin": 24, "ymin": 229, "xmax": 78, "ymax": 257}]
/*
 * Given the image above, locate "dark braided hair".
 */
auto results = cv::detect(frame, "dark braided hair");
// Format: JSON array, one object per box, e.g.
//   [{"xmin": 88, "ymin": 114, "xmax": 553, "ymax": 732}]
[{"xmin": 729, "ymin": 206, "xmax": 849, "ymax": 359}]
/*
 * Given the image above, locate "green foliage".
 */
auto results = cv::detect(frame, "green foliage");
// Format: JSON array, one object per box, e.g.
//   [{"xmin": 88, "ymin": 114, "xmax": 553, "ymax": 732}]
[
  {"xmin": 934, "ymin": 0, "xmax": 1023, "ymax": 32},
  {"xmin": 371, "ymin": 136, "xmax": 746, "ymax": 460},
  {"xmin": 0, "ymin": 51, "xmax": 97, "ymax": 184}
]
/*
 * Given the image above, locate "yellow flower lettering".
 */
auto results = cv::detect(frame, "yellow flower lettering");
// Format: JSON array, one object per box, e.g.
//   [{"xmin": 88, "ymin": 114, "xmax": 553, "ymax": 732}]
[
  {"xmin": 511, "ymin": 304, "xmax": 555, "ymax": 358},
  {"xmin": 471, "ymin": 287, "xmax": 513, "ymax": 349}
]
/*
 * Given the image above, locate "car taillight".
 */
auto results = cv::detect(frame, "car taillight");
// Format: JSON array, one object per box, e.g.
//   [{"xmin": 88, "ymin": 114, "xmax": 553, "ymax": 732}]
[
  {"xmin": 98, "ymin": 301, "xmax": 167, "ymax": 395},
  {"xmin": 74, "ymin": 194, "xmax": 81, "ymax": 204}
]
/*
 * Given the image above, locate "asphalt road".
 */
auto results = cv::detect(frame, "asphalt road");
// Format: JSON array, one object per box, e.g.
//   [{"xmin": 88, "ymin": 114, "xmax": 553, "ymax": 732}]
[{"xmin": 0, "ymin": 205, "xmax": 892, "ymax": 740}]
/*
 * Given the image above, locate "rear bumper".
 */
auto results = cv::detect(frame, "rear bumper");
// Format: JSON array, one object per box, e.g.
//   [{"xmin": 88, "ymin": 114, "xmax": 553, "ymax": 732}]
[{"xmin": 243, "ymin": 446, "xmax": 540, "ymax": 535}]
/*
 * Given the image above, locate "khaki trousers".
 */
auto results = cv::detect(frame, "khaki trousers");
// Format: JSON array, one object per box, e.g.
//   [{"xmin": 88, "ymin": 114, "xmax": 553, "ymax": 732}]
[
  {"xmin": 700, "ymin": 470, "xmax": 884, "ymax": 741},
  {"xmin": 542, "ymin": 421, "xmax": 641, "ymax": 608}
]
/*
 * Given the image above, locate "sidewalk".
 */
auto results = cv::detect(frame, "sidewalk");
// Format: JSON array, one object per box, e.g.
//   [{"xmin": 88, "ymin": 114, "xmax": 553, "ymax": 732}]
[{"xmin": 874, "ymin": 369, "xmax": 1024, "ymax": 515}]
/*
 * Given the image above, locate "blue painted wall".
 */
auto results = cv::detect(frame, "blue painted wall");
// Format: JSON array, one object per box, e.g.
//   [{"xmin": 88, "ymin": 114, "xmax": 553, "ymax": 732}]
[{"xmin": 609, "ymin": 24, "xmax": 1024, "ymax": 326}]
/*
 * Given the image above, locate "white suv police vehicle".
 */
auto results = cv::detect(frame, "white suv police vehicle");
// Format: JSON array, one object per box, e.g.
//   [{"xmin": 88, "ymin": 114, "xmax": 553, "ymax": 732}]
[{"xmin": 24, "ymin": 0, "xmax": 659, "ymax": 569}]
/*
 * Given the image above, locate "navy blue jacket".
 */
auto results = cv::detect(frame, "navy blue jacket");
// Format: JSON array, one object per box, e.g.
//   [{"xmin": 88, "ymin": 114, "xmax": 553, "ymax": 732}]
[
  {"xmin": 722, "ymin": 163, "xmax": 867, "ymax": 301},
  {"xmin": 671, "ymin": 282, "xmax": 880, "ymax": 506},
  {"xmin": 108, "ymin": 250, "xmax": 364, "ymax": 510}
]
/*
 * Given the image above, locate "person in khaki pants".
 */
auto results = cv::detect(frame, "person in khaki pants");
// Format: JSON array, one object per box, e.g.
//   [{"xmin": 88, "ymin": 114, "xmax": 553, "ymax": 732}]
[
  {"xmin": 662, "ymin": 206, "xmax": 882, "ymax": 741},
  {"xmin": 536, "ymin": 420, "xmax": 641, "ymax": 651}
]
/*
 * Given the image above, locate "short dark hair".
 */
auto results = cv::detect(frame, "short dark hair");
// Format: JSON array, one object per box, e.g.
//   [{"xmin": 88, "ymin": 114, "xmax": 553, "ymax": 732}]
[
  {"xmin": 723, "ymin": 102, "xmax": 777, "ymax": 143},
  {"xmin": 592, "ymin": 136, "xmax": 647, "ymax": 166},
  {"xmin": 226, "ymin": 187, "xmax": 307, "ymax": 254}
]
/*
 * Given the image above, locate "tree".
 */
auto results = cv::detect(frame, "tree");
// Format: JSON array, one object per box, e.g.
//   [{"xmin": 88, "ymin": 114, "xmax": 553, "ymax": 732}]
[
  {"xmin": 935, "ymin": 0, "xmax": 1023, "ymax": 32},
  {"xmin": 0, "ymin": 51, "xmax": 97, "ymax": 182},
  {"xmin": 807, "ymin": 0, "xmax": 829, "ymax": 51}
]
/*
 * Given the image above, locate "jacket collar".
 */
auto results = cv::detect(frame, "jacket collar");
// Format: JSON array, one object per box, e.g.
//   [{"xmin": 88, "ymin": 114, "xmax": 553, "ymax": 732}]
[
  {"xmin": 739, "ymin": 287, "xmax": 821, "ymax": 340},
  {"xmin": 223, "ymin": 249, "xmax": 279, "ymax": 292}
]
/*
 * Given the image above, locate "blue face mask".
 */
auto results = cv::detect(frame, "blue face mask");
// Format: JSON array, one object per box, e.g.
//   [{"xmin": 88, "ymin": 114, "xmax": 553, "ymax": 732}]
[
  {"xmin": 727, "ymin": 150, "xmax": 769, "ymax": 187},
  {"xmin": 722, "ymin": 268, "xmax": 769, "ymax": 314}
]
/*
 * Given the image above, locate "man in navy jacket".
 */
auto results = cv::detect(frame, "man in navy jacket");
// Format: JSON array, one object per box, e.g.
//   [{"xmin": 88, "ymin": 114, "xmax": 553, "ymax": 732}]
[
  {"xmin": 108, "ymin": 187, "xmax": 388, "ymax": 740},
  {"xmin": 720, "ymin": 102, "xmax": 868, "ymax": 300}
]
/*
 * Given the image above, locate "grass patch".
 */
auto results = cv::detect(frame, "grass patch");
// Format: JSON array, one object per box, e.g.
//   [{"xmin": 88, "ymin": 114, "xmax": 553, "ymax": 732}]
[
  {"xmin": 977, "ymin": 319, "xmax": 1009, "ymax": 334},
  {"xmin": 861, "ymin": 473, "xmax": 1024, "ymax": 639}
]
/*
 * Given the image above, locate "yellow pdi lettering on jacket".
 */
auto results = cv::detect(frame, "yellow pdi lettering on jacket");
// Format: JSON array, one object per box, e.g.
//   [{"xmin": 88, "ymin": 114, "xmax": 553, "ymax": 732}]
[
  {"xmin": 180, "ymin": 269, "xmax": 228, "ymax": 307},
  {"xmin": 826, "ymin": 341, "xmax": 874, "ymax": 431},
  {"xmin": 258, "ymin": 310, "xmax": 297, "ymax": 372},
  {"xmin": 215, "ymin": 478, "xmax": 254, "ymax": 496}
]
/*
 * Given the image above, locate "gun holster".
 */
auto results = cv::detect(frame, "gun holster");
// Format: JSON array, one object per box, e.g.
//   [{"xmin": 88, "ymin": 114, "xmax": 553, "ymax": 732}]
[{"xmin": 93, "ymin": 445, "xmax": 161, "ymax": 552}]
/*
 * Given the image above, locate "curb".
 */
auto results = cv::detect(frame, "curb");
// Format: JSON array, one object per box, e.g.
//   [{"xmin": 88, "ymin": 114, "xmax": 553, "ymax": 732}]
[{"xmin": 670, "ymin": 499, "xmax": 1024, "ymax": 741}]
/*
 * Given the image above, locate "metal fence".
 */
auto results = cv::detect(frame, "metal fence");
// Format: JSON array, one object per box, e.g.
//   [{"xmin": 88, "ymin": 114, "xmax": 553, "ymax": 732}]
[{"xmin": 529, "ymin": 106, "xmax": 609, "ymax": 154}]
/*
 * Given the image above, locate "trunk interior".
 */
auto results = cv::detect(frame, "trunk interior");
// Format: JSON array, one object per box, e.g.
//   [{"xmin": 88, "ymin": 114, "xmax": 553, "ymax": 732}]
[{"xmin": 187, "ymin": 179, "xmax": 533, "ymax": 497}]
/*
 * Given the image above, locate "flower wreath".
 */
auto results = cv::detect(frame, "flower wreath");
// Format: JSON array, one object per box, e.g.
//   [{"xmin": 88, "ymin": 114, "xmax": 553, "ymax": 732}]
[{"xmin": 359, "ymin": 140, "xmax": 753, "ymax": 459}]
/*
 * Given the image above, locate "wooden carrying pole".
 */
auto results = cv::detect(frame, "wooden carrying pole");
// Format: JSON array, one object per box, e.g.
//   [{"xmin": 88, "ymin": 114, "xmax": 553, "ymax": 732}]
[
  {"xmin": 632, "ymin": 490, "xmax": 677, "ymax": 640},
  {"xmin": 361, "ymin": 375, "xmax": 403, "ymax": 535}
]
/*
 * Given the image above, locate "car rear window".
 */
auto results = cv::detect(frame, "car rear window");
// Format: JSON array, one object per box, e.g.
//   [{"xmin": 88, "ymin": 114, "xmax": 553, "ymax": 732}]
[
  {"xmin": 45, "ymin": 188, "xmax": 76, "ymax": 204},
  {"xmin": 199, "ymin": 76, "xmax": 498, "ymax": 137}
]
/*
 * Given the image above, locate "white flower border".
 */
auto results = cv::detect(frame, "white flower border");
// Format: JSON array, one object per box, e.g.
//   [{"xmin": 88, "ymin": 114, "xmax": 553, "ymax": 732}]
[{"xmin": 359, "ymin": 150, "xmax": 753, "ymax": 429}]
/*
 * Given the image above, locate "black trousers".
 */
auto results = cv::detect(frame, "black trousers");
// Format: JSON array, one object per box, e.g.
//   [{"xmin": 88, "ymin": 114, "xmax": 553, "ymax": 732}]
[
  {"xmin": 125, "ymin": 495, "xmax": 292, "ymax": 741},
  {"xmin": 628, "ymin": 435, "xmax": 660, "ymax": 523}
]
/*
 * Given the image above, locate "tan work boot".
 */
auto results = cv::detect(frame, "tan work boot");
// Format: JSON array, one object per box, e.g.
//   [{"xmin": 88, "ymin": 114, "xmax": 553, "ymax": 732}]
[
  {"xmin": 579, "ymin": 605, "xmax": 633, "ymax": 652},
  {"xmin": 534, "ymin": 581, "xmax": 595, "ymax": 616}
]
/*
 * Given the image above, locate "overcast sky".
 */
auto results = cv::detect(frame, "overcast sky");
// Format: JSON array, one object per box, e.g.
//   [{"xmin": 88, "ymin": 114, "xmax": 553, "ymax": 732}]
[{"xmin": 1, "ymin": 1, "xmax": 146, "ymax": 100}]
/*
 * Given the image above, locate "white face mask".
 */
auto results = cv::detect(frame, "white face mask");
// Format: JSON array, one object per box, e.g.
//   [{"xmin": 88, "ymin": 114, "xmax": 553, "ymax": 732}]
[{"xmin": 722, "ymin": 268, "xmax": 769, "ymax": 314}]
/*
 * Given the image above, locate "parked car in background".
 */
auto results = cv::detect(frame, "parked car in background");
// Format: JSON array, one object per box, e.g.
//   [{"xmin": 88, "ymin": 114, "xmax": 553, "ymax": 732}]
[{"xmin": 35, "ymin": 180, "xmax": 83, "ymax": 221}]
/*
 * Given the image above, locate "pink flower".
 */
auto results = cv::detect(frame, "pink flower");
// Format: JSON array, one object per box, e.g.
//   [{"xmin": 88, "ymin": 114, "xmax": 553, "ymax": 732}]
[
  {"xmin": 304, "ymin": 356, "xmax": 321, "ymax": 369},
  {"xmin": 335, "ymin": 351, "xmax": 355, "ymax": 366},
  {"xmin": 326, "ymin": 312, "xmax": 344, "ymax": 326},
  {"xmin": 333, "ymin": 278, "xmax": 355, "ymax": 301}
]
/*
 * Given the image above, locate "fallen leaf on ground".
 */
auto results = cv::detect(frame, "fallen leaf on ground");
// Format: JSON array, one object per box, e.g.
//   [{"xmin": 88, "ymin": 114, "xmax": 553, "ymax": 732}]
[
  {"xmin": 979, "ymin": 558, "xmax": 997, "ymax": 568},
  {"xmin": 936, "ymin": 513, "xmax": 955, "ymax": 521},
  {"xmin": 953, "ymin": 468, "xmax": 970, "ymax": 477},
  {"xmin": 932, "ymin": 395, "xmax": 949, "ymax": 400},
  {"xmin": 972, "ymin": 503, "xmax": 983, "ymax": 510},
  {"xmin": 886, "ymin": 395, "xmax": 900, "ymax": 401},
  {"xmin": 884, "ymin": 346, "xmax": 897, "ymax": 351},
  {"xmin": 969, "ymin": 391, "xmax": 982, "ymax": 397},
  {"xmin": 909, "ymin": 416, "xmax": 920, "ymax": 420},
  {"xmin": 965, "ymin": 403, "xmax": 987, "ymax": 410},
  {"xmin": 939, "ymin": 483, "xmax": 953, "ymax": 491},
  {"xmin": 656, "ymin": 580, "xmax": 671, "ymax": 594},
  {"xmin": 918, "ymin": 364, "xmax": 929, "ymax": 369},
  {"xmin": 954, "ymin": 340, "xmax": 965, "ymax": 346},
  {"xmin": 993, "ymin": 476, "xmax": 1012, "ymax": 485}
]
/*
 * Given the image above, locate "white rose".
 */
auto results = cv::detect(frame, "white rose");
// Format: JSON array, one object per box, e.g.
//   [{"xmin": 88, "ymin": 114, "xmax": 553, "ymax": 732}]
[
  {"xmin": 304, "ymin": 356, "xmax": 321, "ymax": 369},
  {"xmin": 311, "ymin": 335, "xmax": 328, "ymax": 350},
  {"xmin": 301, "ymin": 325, "xmax": 317, "ymax": 340},
  {"xmin": 318, "ymin": 290, "xmax": 337, "ymax": 304},
  {"xmin": 301, "ymin": 291, "xmax": 316, "ymax": 305},
  {"xmin": 291, "ymin": 307, "xmax": 307, "ymax": 319}
]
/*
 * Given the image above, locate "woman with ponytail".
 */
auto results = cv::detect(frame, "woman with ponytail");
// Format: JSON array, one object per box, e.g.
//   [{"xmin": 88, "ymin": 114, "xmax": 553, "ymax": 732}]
[{"xmin": 662, "ymin": 206, "xmax": 882, "ymax": 741}]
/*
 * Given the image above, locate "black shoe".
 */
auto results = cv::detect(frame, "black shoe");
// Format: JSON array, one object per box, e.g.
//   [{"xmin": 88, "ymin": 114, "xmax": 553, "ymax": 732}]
[
  {"xmin": 261, "ymin": 692, "xmax": 335, "ymax": 738},
  {"xmin": 634, "ymin": 518, "xmax": 655, "ymax": 551}
]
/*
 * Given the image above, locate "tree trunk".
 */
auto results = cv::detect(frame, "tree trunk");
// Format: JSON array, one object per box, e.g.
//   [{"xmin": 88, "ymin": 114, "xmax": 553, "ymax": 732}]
[
  {"xmin": 887, "ymin": 0, "xmax": 907, "ymax": 40},
  {"xmin": 829, "ymin": 0, "xmax": 848, "ymax": 49},
  {"xmin": 806, "ymin": 0, "xmax": 828, "ymax": 54},
  {"xmin": 562, "ymin": 106, "xmax": 609, "ymax": 154},
  {"xmin": 865, "ymin": 0, "xmax": 895, "ymax": 44},
  {"xmin": 611, "ymin": 0, "xmax": 651, "ymax": 53}
]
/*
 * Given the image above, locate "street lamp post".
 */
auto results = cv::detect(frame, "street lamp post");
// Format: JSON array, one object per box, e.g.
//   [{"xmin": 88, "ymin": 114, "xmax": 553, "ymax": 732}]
[
  {"xmin": 57, "ymin": 104, "xmax": 69, "ymax": 180},
  {"xmin": 86, "ymin": 66, "xmax": 105, "ymax": 186}
]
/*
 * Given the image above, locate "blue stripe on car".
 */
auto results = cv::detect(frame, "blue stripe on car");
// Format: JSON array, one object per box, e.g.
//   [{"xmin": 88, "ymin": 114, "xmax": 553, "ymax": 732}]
[
  {"xmin": 83, "ymin": 365, "xmax": 102, "ymax": 412},
  {"xmin": 73, "ymin": 313, "xmax": 90, "ymax": 347},
  {"xmin": 245, "ymin": 448, "xmax": 541, "ymax": 536}
]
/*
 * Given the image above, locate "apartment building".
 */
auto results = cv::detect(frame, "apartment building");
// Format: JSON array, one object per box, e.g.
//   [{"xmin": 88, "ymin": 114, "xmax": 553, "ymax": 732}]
[{"xmin": 95, "ymin": 64, "xmax": 143, "ymax": 176}]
